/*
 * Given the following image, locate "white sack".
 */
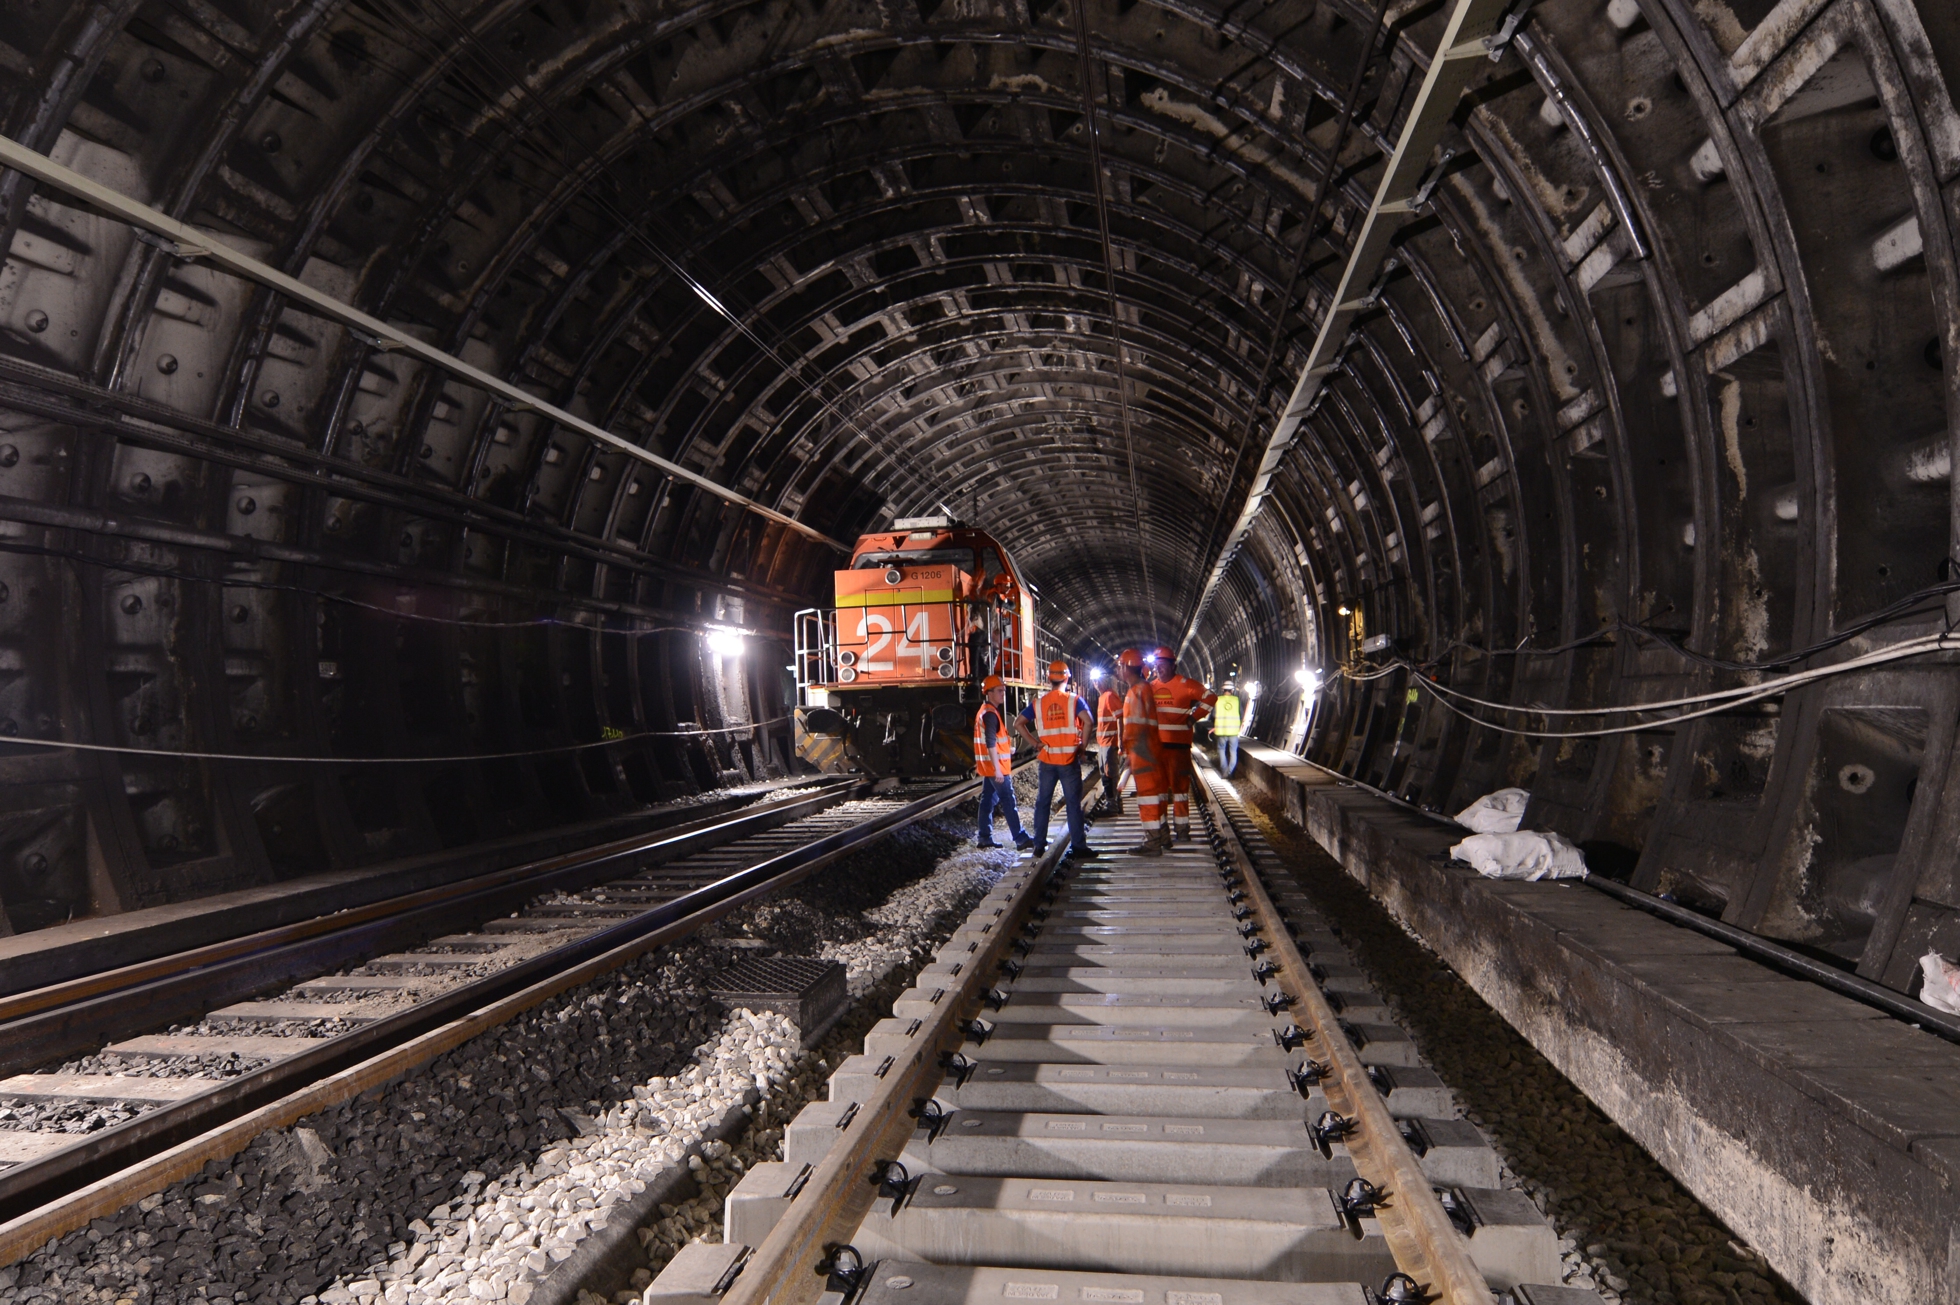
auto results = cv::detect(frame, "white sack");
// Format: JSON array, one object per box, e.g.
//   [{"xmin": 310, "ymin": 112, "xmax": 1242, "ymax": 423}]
[
  {"xmin": 1450, "ymin": 830, "xmax": 1588, "ymax": 881},
  {"xmin": 1919, "ymin": 952, "xmax": 1960, "ymax": 1016},
  {"xmin": 1454, "ymin": 788, "xmax": 1531, "ymax": 834}
]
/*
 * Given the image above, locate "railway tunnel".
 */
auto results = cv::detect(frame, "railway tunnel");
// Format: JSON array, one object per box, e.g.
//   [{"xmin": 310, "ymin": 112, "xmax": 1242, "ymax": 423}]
[{"xmin": 0, "ymin": 0, "xmax": 1957, "ymax": 1303}]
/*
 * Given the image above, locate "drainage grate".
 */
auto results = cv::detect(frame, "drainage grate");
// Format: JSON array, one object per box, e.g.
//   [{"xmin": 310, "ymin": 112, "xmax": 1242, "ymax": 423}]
[{"xmin": 710, "ymin": 957, "xmax": 849, "ymax": 1045}]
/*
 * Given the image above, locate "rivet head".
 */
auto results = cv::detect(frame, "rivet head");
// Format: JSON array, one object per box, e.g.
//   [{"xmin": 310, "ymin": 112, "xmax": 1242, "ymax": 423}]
[
  {"xmin": 120, "ymin": 594, "xmax": 143, "ymax": 615},
  {"xmin": 0, "ymin": 445, "xmax": 17, "ymax": 468},
  {"xmin": 885, "ymin": 1278, "xmax": 914, "ymax": 1290},
  {"xmin": 156, "ymin": 354, "xmax": 177, "ymax": 374},
  {"xmin": 236, "ymin": 496, "xmax": 257, "ymax": 515},
  {"xmin": 25, "ymin": 310, "xmax": 48, "ymax": 333}
]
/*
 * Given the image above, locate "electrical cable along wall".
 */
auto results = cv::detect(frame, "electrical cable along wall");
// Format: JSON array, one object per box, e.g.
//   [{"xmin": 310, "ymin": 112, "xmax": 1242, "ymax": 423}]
[
  {"xmin": 0, "ymin": 0, "xmax": 1958, "ymax": 1000},
  {"xmin": 1254, "ymin": 0, "xmax": 1960, "ymax": 997}
]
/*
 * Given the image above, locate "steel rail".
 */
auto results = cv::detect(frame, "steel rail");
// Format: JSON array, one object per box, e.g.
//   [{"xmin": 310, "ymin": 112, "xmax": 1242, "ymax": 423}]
[
  {"xmin": 1580, "ymin": 877, "xmax": 1960, "ymax": 1045},
  {"xmin": 0, "ymin": 779, "xmax": 864, "ymax": 1067},
  {"xmin": 1255, "ymin": 749, "xmax": 1960, "ymax": 1045},
  {"xmin": 0, "ymin": 773, "xmax": 970, "ymax": 1268},
  {"xmin": 1197, "ymin": 765, "xmax": 1496, "ymax": 1305},
  {"xmin": 718, "ymin": 774, "xmax": 1101, "ymax": 1305},
  {"xmin": 0, "ymin": 776, "xmax": 978, "ymax": 1236},
  {"xmin": 1180, "ymin": 0, "xmax": 1515, "ymax": 652},
  {"xmin": 0, "ymin": 133, "xmax": 851, "ymax": 552}
]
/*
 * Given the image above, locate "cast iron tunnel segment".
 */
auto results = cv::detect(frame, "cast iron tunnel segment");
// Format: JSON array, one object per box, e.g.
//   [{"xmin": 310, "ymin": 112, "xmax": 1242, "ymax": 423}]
[{"xmin": 678, "ymin": 764, "xmax": 1588, "ymax": 1305}]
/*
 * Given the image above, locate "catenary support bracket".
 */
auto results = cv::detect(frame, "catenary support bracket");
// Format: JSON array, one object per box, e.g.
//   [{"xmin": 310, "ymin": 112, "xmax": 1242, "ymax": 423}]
[{"xmin": 1179, "ymin": 0, "xmax": 1514, "ymax": 651}]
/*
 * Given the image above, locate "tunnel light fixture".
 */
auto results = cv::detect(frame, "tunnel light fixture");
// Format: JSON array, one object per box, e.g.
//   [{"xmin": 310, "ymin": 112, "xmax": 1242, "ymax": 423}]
[
  {"xmin": 706, "ymin": 627, "xmax": 746, "ymax": 658},
  {"xmin": 1294, "ymin": 668, "xmax": 1321, "ymax": 696},
  {"xmin": 1246, "ymin": 680, "xmax": 1263, "ymax": 700},
  {"xmin": 1090, "ymin": 667, "xmax": 1105, "ymax": 684}
]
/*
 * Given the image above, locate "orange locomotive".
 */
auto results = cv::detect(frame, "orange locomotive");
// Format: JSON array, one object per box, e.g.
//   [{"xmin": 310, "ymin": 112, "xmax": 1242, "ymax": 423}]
[{"xmin": 793, "ymin": 517, "xmax": 1044, "ymax": 776}]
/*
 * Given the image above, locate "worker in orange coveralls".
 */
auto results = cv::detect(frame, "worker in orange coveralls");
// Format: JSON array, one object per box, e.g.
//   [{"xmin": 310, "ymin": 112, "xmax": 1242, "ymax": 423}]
[
  {"xmin": 1149, "ymin": 647, "xmax": 1212, "ymax": 845},
  {"xmin": 1117, "ymin": 648, "xmax": 1166, "ymax": 856},
  {"xmin": 1093, "ymin": 669, "xmax": 1126, "ymax": 816}
]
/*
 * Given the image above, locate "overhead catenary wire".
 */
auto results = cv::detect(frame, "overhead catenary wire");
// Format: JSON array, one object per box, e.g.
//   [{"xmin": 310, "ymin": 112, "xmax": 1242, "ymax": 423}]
[
  {"xmin": 0, "ymin": 133, "xmax": 850, "ymax": 554},
  {"xmin": 0, "ymin": 717, "xmax": 794, "ymax": 766},
  {"xmin": 1346, "ymin": 631, "xmax": 1957, "ymax": 739},
  {"xmin": 1427, "ymin": 578, "xmax": 1960, "ymax": 673},
  {"xmin": 0, "ymin": 8, "xmax": 938, "ymax": 556},
  {"xmin": 379, "ymin": 0, "xmax": 953, "ymax": 531},
  {"xmin": 0, "ymin": 539, "xmax": 761, "ymax": 636}
]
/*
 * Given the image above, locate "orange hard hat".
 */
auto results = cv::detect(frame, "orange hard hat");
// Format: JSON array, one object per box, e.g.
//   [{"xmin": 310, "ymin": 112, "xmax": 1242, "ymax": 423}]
[
  {"xmin": 981, "ymin": 674, "xmax": 1005, "ymax": 692},
  {"xmin": 1152, "ymin": 646, "xmax": 1177, "ymax": 666},
  {"xmin": 1047, "ymin": 659, "xmax": 1068, "ymax": 682},
  {"xmin": 1117, "ymin": 648, "xmax": 1144, "ymax": 669}
]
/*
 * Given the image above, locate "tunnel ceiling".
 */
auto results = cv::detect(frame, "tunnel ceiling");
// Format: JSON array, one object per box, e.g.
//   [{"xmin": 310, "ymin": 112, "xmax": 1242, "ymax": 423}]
[{"xmin": 4, "ymin": 0, "xmax": 1960, "ymax": 991}]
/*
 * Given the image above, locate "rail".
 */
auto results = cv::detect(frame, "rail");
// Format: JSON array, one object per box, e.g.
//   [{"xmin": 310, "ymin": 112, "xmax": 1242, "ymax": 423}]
[
  {"xmin": 1196, "ymin": 765, "xmax": 1497, "ymax": 1305},
  {"xmin": 0, "ymin": 776, "xmax": 985, "ymax": 1261},
  {"xmin": 719, "ymin": 773, "xmax": 1099, "ymax": 1305},
  {"xmin": 1249, "ymin": 745, "xmax": 1960, "ymax": 1045}
]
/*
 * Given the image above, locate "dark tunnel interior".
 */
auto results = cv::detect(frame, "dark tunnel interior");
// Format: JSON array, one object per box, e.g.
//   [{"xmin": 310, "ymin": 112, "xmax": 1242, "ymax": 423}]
[{"xmin": 0, "ymin": 0, "xmax": 1957, "ymax": 995}]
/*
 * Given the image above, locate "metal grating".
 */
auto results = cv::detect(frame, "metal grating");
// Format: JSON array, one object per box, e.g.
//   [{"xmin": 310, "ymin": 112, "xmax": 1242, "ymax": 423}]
[{"xmin": 710, "ymin": 957, "xmax": 849, "ymax": 1045}]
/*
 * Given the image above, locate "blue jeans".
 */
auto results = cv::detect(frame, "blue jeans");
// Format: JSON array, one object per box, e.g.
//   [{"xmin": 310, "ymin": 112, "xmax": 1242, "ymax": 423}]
[
  {"xmin": 978, "ymin": 776, "xmax": 1027, "ymax": 844},
  {"xmin": 1217, "ymin": 736, "xmax": 1240, "ymax": 775},
  {"xmin": 1032, "ymin": 761, "xmax": 1087, "ymax": 853}
]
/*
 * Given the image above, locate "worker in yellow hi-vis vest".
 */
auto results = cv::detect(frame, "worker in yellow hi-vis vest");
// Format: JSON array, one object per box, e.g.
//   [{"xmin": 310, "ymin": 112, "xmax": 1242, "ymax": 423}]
[{"xmin": 1212, "ymin": 681, "xmax": 1244, "ymax": 776}]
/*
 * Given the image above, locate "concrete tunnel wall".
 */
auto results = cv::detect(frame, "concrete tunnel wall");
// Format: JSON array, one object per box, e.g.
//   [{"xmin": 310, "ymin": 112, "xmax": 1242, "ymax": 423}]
[{"xmin": 0, "ymin": 0, "xmax": 1955, "ymax": 997}]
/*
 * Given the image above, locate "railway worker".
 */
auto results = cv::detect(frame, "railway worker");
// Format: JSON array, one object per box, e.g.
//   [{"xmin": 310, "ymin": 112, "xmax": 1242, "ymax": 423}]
[
  {"xmin": 1093, "ymin": 669, "xmax": 1126, "ymax": 816},
  {"xmin": 972, "ymin": 675, "xmax": 1035, "ymax": 852},
  {"xmin": 1212, "ymin": 680, "xmax": 1244, "ymax": 777},
  {"xmin": 1117, "ymin": 648, "xmax": 1168, "ymax": 856},
  {"xmin": 961, "ymin": 600, "xmax": 991, "ymax": 684},
  {"xmin": 1149, "ymin": 647, "xmax": 1211, "ymax": 844},
  {"xmin": 1014, "ymin": 660, "xmax": 1098, "ymax": 860}
]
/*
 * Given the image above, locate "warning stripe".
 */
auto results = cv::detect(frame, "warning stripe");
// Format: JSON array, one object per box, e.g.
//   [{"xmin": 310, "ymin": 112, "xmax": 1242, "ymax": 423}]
[{"xmin": 833, "ymin": 591, "xmax": 959, "ymax": 608}]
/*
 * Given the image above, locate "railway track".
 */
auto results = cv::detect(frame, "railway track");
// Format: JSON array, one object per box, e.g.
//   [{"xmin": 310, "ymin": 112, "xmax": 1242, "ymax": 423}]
[
  {"xmin": 0, "ymin": 775, "xmax": 982, "ymax": 1263},
  {"xmin": 672, "ymin": 764, "xmax": 1597, "ymax": 1305}
]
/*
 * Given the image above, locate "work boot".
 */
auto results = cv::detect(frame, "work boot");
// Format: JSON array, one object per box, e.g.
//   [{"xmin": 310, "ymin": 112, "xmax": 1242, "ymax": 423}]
[
  {"xmin": 1174, "ymin": 822, "xmax": 1192, "ymax": 844},
  {"xmin": 1127, "ymin": 829, "xmax": 1166, "ymax": 857}
]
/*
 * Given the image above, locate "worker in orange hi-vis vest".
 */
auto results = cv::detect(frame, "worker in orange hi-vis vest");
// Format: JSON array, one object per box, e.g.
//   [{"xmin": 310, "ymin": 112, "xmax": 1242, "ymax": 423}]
[
  {"xmin": 1117, "ymin": 648, "xmax": 1167, "ymax": 856},
  {"xmin": 1093, "ymin": 670, "xmax": 1126, "ymax": 817},
  {"xmin": 1149, "ymin": 647, "xmax": 1212, "ymax": 844},
  {"xmin": 972, "ymin": 675, "xmax": 1034, "ymax": 852},
  {"xmin": 1013, "ymin": 660, "xmax": 1098, "ymax": 860}
]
